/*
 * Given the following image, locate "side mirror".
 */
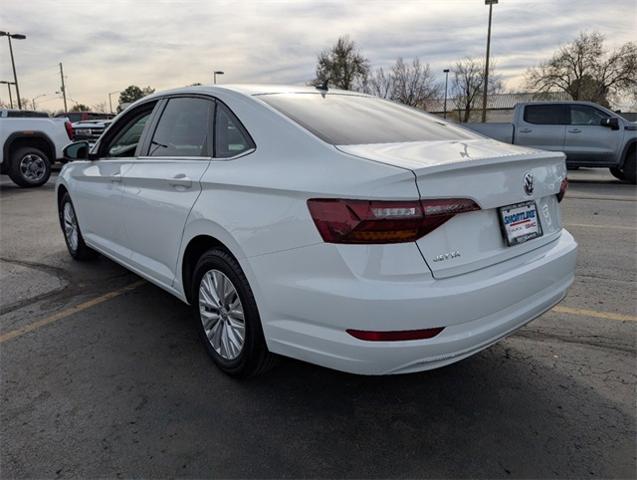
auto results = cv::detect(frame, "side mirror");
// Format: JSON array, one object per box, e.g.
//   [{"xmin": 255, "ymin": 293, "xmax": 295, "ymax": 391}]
[
  {"xmin": 63, "ymin": 141, "xmax": 90, "ymax": 161},
  {"xmin": 600, "ymin": 117, "xmax": 620, "ymax": 130}
]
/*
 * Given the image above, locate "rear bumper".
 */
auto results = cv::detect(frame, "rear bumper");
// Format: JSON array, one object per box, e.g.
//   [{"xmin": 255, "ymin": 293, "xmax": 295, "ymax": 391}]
[{"xmin": 245, "ymin": 230, "xmax": 577, "ymax": 375}]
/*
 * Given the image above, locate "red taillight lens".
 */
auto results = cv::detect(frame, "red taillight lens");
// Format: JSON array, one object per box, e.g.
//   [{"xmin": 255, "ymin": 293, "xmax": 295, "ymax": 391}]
[
  {"xmin": 64, "ymin": 120, "xmax": 74, "ymax": 140},
  {"xmin": 347, "ymin": 327, "xmax": 445, "ymax": 341},
  {"xmin": 307, "ymin": 198, "xmax": 479, "ymax": 244},
  {"xmin": 557, "ymin": 177, "xmax": 568, "ymax": 202}
]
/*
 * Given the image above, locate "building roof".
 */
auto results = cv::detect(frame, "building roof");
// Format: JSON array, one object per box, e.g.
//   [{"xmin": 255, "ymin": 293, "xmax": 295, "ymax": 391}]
[{"xmin": 426, "ymin": 91, "xmax": 571, "ymax": 112}]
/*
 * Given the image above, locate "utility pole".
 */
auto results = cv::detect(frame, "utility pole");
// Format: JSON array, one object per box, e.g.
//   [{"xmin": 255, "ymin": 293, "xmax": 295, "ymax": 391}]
[
  {"xmin": 443, "ymin": 69, "xmax": 450, "ymax": 119},
  {"xmin": 0, "ymin": 32, "xmax": 26, "ymax": 109},
  {"xmin": 481, "ymin": 0, "xmax": 498, "ymax": 123},
  {"xmin": 59, "ymin": 62, "xmax": 68, "ymax": 112}
]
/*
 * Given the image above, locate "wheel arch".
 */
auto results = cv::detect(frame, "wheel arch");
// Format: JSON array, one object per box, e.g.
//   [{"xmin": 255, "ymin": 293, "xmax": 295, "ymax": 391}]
[
  {"xmin": 179, "ymin": 224, "xmax": 249, "ymax": 304},
  {"xmin": 3, "ymin": 131, "xmax": 56, "ymax": 165}
]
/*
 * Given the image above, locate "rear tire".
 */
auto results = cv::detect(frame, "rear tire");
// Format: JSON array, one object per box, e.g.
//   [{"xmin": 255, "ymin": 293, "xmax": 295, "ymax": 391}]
[
  {"xmin": 8, "ymin": 146, "xmax": 52, "ymax": 187},
  {"xmin": 192, "ymin": 248, "xmax": 275, "ymax": 378},
  {"xmin": 622, "ymin": 146, "xmax": 636, "ymax": 184},
  {"xmin": 58, "ymin": 193, "xmax": 97, "ymax": 261},
  {"xmin": 609, "ymin": 167, "xmax": 625, "ymax": 181}
]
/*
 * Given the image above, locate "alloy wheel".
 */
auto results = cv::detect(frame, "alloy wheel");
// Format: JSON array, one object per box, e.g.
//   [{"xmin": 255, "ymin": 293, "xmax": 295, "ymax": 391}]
[
  {"xmin": 199, "ymin": 269, "xmax": 245, "ymax": 360},
  {"xmin": 19, "ymin": 154, "xmax": 47, "ymax": 183},
  {"xmin": 63, "ymin": 202, "xmax": 79, "ymax": 252}
]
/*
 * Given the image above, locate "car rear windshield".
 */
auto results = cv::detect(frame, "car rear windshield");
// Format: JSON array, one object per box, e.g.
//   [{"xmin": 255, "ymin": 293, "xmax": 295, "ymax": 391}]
[{"xmin": 258, "ymin": 93, "xmax": 474, "ymax": 145}]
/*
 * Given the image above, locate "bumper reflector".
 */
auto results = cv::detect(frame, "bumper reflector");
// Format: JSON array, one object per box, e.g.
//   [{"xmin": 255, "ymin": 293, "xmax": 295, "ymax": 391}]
[{"xmin": 346, "ymin": 327, "xmax": 445, "ymax": 341}]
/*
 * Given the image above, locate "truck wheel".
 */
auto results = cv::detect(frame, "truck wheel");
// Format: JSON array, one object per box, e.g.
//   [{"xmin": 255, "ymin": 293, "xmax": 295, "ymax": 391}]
[
  {"xmin": 8, "ymin": 146, "xmax": 52, "ymax": 187},
  {"xmin": 623, "ymin": 146, "xmax": 636, "ymax": 184},
  {"xmin": 609, "ymin": 167, "xmax": 625, "ymax": 181}
]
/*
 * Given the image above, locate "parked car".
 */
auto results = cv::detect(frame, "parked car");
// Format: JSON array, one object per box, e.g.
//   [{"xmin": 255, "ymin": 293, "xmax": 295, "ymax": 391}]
[
  {"xmin": 57, "ymin": 85, "xmax": 577, "ymax": 377},
  {"xmin": 72, "ymin": 119, "xmax": 113, "ymax": 145},
  {"xmin": 465, "ymin": 101, "xmax": 637, "ymax": 183},
  {"xmin": 1, "ymin": 109, "xmax": 73, "ymax": 187},
  {"xmin": 54, "ymin": 111, "xmax": 114, "ymax": 123}
]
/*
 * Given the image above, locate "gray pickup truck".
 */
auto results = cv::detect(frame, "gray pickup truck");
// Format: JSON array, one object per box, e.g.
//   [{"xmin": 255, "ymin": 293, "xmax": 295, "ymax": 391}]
[{"xmin": 466, "ymin": 101, "xmax": 637, "ymax": 184}]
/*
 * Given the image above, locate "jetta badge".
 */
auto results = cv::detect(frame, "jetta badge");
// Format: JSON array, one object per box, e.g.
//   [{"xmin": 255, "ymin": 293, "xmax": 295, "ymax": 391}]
[{"xmin": 523, "ymin": 172, "xmax": 534, "ymax": 196}]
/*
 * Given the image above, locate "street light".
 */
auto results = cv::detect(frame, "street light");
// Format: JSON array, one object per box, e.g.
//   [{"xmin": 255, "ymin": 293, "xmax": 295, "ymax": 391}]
[
  {"xmin": 213, "ymin": 70, "xmax": 224, "ymax": 84},
  {"xmin": 443, "ymin": 69, "xmax": 450, "ymax": 120},
  {"xmin": 481, "ymin": 0, "xmax": 498, "ymax": 123},
  {"xmin": 0, "ymin": 31, "xmax": 26, "ymax": 110},
  {"xmin": 31, "ymin": 93, "xmax": 47, "ymax": 110},
  {"xmin": 108, "ymin": 90, "xmax": 120, "ymax": 114},
  {"xmin": 0, "ymin": 80, "xmax": 15, "ymax": 108}
]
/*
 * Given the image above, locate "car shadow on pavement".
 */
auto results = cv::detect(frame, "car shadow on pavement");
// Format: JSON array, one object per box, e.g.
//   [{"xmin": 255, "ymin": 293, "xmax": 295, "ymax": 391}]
[{"xmin": 1, "ymin": 281, "xmax": 634, "ymax": 479}]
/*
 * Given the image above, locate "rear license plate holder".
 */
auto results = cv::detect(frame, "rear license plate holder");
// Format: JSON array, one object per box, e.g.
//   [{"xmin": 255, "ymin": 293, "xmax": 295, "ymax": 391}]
[{"xmin": 498, "ymin": 201, "xmax": 543, "ymax": 246}]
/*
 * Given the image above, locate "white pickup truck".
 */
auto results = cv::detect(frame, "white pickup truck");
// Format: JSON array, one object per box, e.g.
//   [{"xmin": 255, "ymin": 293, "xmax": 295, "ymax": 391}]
[
  {"xmin": 0, "ymin": 110, "xmax": 73, "ymax": 187},
  {"xmin": 466, "ymin": 101, "xmax": 637, "ymax": 183}
]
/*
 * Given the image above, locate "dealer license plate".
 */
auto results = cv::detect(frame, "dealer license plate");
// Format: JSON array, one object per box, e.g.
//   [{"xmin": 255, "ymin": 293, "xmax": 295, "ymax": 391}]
[{"xmin": 499, "ymin": 201, "xmax": 543, "ymax": 246}]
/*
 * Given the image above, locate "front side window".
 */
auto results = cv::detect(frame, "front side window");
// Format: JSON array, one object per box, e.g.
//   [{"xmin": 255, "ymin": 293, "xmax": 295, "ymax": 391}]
[
  {"xmin": 149, "ymin": 97, "xmax": 212, "ymax": 157},
  {"xmin": 106, "ymin": 108, "xmax": 154, "ymax": 157},
  {"xmin": 258, "ymin": 93, "xmax": 474, "ymax": 145},
  {"xmin": 570, "ymin": 105, "xmax": 609, "ymax": 125},
  {"xmin": 215, "ymin": 103, "xmax": 254, "ymax": 158},
  {"xmin": 523, "ymin": 105, "xmax": 567, "ymax": 125}
]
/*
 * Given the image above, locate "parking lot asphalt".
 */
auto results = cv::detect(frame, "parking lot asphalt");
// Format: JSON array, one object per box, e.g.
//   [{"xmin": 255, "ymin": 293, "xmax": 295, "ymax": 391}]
[{"xmin": 1, "ymin": 168, "xmax": 635, "ymax": 478}]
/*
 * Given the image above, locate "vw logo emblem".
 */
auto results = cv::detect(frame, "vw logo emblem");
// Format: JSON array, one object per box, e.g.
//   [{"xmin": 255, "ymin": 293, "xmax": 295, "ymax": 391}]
[{"xmin": 523, "ymin": 172, "xmax": 534, "ymax": 196}]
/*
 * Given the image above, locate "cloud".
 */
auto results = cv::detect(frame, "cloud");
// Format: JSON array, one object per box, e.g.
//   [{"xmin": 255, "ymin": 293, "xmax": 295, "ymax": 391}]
[{"xmin": 1, "ymin": 0, "xmax": 634, "ymax": 111}]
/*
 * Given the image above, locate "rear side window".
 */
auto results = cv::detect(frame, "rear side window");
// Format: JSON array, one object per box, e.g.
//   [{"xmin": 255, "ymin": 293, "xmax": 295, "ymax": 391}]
[
  {"xmin": 258, "ymin": 93, "xmax": 474, "ymax": 145},
  {"xmin": 215, "ymin": 103, "xmax": 254, "ymax": 158},
  {"xmin": 149, "ymin": 97, "xmax": 213, "ymax": 157},
  {"xmin": 523, "ymin": 105, "xmax": 567, "ymax": 125}
]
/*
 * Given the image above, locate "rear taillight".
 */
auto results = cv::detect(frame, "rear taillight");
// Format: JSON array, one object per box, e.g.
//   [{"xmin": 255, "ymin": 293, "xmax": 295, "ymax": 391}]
[
  {"xmin": 557, "ymin": 177, "xmax": 568, "ymax": 202},
  {"xmin": 64, "ymin": 120, "xmax": 74, "ymax": 140},
  {"xmin": 307, "ymin": 198, "xmax": 480, "ymax": 244}
]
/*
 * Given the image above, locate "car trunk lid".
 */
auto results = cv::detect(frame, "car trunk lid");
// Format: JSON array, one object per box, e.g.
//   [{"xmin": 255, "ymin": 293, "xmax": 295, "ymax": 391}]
[{"xmin": 337, "ymin": 139, "xmax": 567, "ymax": 278}]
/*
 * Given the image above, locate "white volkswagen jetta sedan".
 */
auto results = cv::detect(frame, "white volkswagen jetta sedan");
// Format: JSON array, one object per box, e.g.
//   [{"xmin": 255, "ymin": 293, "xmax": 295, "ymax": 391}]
[{"xmin": 57, "ymin": 85, "xmax": 577, "ymax": 377}]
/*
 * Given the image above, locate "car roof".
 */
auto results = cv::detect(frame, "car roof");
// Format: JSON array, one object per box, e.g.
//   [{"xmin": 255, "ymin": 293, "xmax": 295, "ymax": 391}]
[{"xmin": 142, "ymin": 84, "xmax": 368, "ymax": 103}]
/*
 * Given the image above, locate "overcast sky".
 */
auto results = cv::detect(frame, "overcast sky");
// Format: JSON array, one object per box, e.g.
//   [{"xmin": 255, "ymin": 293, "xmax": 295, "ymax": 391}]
[{"xmin": 1, "ymin": 0, "xmax": 635, "ymax": 111}]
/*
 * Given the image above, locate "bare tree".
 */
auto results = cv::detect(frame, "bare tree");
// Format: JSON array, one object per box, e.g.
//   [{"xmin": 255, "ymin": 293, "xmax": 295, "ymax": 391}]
[
  {"xmin": 366, "ymin": 67, "xmax": 393, "ymax": 99},
  {"xmin": 365, "ymin": 58, "xmax": 441, "ymax": 108},
  {"xmin": 313, "ymin": 36, "xmax": 369, "ymax": 91},
  {"xmin": 391, "ymin": 58, "xmax": 441, "ymax": 108},
  {"xmin": 526, "ymin": 32, "xmax": 637, "ymax": 107},
  {"xmin": 452, "ymin": 57, "xmax": 501, "ymax": 123},
  {"xmin": 92, "ymin": 102, "xmax": 107, "ymax": 113}
]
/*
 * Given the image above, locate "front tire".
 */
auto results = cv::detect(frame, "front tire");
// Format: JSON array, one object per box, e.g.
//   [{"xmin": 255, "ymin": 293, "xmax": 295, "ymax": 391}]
[
  {"xmin": 8, "ymin": 146, "xmax": 52, "ymax": 187},
  {"xmin": 622, "ymin": 146, "xmax": 636, "ymax": 184},
  {"xmin": 192, "ymin": 248, "xmax": 274, "ymax": 377},
  {"xmin": 610, "ymin": 167, "xmax": 625, "ymax": 181},
  {"xmin": 59, "ymin": 193, "xmax": 97, "ymax": 261}
]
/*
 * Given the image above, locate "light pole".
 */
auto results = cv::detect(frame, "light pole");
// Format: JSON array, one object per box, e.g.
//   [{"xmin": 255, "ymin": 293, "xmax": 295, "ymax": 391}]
[
  {"xmin": 0, "ymin": 80, "xmax": 15, "ymax": 108},
  {"xmin": 481, "ymin": 0, "xmax": 497, "ymax": 123},
  {"xmin": 213, "ymin": 70, "xmax": 224, "ymax": 84},
  {"xmin": 108, "ymin": 90, "xmax": 120, "ymax": 114},
  {"xmin": 31, "ymin": 93, "xmax": 46, "ymax": 110},
  {"xmin": 443, "ymin": 69, "xmax": 450, "ymax": 119},
  {"xmin": 0, "ymin": 31, "xmax": 26, "ymax": 109}
]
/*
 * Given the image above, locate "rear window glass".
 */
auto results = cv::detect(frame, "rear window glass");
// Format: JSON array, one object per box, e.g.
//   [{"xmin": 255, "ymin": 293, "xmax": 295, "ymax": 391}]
[
  {"xmin": 523, "ymin": 105, "xmax": 567, "ymax": 125},
  {"xmin": 258, "ymin": 93, "xmax": 474, "ymax": 145},
  {"xmin": 5, "ymin": 111, "xmax": 49, "ymax": 118}
]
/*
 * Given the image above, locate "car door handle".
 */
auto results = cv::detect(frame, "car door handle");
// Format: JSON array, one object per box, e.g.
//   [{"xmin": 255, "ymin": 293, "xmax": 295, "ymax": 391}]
[
  {"xmin": 519, "ymin": 128, "xmax": 532, "ymax": 134},
  {"xmin": 568, "ymin": 128, "xmax": 582, "ymax": 133},
  {"xmin": 111, "ymin": 172, "xmax": 122, "ymax": 183},
  {"xmin": 169, "ymin": 174, "xmax": 192, "ymax": 189}
]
